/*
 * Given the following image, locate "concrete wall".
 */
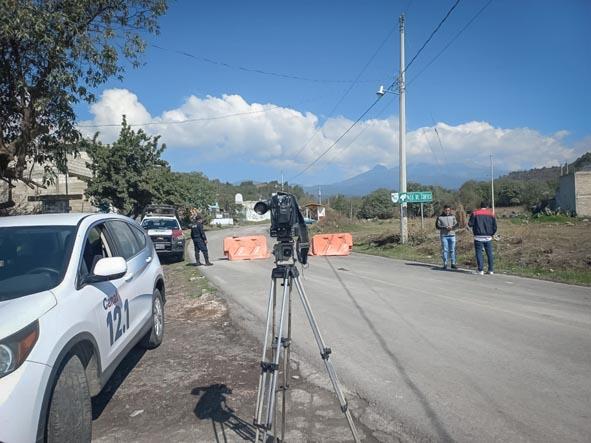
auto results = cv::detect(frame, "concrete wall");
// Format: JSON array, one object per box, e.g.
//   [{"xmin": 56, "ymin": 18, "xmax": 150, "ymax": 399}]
[
  {"xmin": 0, "ymin": 152, "xmax": 96, "ymax": 214},
  {"xmin": 575, "ymin": 171, "xmax": 591, "ymax": 217},
  {"xmin": 556, "ymin": 174, "xmax": 576, "ymax": 213}
]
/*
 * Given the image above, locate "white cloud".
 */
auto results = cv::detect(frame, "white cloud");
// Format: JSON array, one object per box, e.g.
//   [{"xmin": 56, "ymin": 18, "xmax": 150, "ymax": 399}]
[{"xmin": 79, "ymin": 88, "xmax": 589, "ymax": 179}]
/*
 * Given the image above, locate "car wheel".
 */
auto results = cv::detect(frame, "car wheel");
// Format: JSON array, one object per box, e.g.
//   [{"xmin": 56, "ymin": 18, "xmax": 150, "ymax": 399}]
[
  {"xmin": 46, "ymin": 354, "xmax": 92, "ymax": 443},
  {"xmin": 140, "ymin": 288, "xmax": 164, "ymax": 349}
]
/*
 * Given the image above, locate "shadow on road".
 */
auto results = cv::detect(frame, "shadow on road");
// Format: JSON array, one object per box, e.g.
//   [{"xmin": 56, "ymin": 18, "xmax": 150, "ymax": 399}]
[
  {"xmin": 191, "ymin": 384, "xmax": 256, "ymax": 443},
  {"xmin": 325, "ymin": 258, "xmax": 453, "ymax": 442},
  {"xmin": 92, "ymin": 347, "xmax": 147, "ymax": 420},
  {"xmin": 405, "ymin": 262, "xmax": 474, "ymax": 275}
]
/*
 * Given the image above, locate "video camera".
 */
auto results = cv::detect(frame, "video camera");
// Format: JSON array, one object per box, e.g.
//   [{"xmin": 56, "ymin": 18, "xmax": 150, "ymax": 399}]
[{"xmin": 254, "ymin": 192, "xmax": 309, "ymax": 265}]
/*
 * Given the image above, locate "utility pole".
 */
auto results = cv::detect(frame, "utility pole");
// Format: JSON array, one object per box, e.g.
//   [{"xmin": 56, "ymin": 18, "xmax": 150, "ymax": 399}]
[
  {"xmin": 490, "ymin": 154, "xmax": 495, "ymax": 214},
  {"xmin": 318, "ymin": 186, "xmax": 322, "ymax": 205},
  {"xmin": 281, "ymin": 170, "xmax": 284, "ymax": 191},
  {"xmin": 399, "ymin": 14, "xmax": 408, "ymax": 244}
]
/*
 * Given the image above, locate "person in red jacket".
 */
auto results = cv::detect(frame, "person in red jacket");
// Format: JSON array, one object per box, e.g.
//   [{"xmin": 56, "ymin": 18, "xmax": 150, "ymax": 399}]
[{"xmin": 468, "ymin": 201, "xmax": 497, "ymax": 275}]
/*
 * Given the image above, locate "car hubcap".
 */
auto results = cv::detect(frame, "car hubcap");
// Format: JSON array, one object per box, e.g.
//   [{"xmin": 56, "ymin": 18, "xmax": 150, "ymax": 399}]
[{"xmin": 153, "ymin": 297, "xmax": 163, "ymax": 338}]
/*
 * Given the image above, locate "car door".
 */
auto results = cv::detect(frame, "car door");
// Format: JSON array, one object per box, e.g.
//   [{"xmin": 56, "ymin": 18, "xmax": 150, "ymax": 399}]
[
  {"xmin": 105, "ymin": 220, "xmax": 153, "ymax": 345},
  {"xmin": 76, "ymin": 222, "xmax": 127, "ymax": 370}
]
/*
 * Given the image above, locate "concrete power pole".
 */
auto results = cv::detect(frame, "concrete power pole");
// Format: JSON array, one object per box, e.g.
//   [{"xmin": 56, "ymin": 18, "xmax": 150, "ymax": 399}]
[
  {"xmin": 399, "ymin": 15, "xmax": 408, "ymax": 244},
  {"xmin": 490, "ymin": 154, "xmax": 495, "ymax": 214}
]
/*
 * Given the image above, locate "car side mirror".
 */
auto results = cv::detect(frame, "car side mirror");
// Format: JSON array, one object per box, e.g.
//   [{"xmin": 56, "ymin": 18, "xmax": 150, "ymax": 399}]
[{"xmin": 88, "ymin": 257, "xmax": 127, "ymax": 283}]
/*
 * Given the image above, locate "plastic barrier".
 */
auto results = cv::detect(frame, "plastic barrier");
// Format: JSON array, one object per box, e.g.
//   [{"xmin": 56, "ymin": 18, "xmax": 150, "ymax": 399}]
[
  {"xmin": 310, "ymin": 233, "xmax": 353, "ymax": 256},
  {"xmin": 223, "ymin": 235, "xmax": 270, "ymax": 261}
]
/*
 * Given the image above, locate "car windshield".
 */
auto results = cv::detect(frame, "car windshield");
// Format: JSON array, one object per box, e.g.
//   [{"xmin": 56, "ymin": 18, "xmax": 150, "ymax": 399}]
[
  {"xmin": 0, "ymin": 225, "xmax": 76, "ymax": 301},
  {"xmin": 142, "ymin": 219, "xmax": 179, "ymax": 230}
]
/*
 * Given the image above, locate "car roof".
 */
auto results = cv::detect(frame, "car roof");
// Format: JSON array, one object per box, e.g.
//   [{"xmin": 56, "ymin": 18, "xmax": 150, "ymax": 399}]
[
  {"xmin": 0, "ymin": 213, "xmax": 136, "ymax": 227},
  {"xmin": 142, "ymin": 215, "xmax": 178, "ymax": 219}
]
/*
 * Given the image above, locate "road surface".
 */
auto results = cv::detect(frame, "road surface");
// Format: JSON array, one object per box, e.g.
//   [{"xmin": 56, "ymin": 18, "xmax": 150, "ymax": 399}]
[{"xmin": 192, "ymin": 225, "xmax": 591, "ymax": 442}]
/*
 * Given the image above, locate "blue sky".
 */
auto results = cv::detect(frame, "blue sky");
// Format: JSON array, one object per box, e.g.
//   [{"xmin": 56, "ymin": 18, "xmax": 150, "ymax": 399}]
[{"xmin": 77, "ymin": 0, "xmax": 591, "ymax": 186}]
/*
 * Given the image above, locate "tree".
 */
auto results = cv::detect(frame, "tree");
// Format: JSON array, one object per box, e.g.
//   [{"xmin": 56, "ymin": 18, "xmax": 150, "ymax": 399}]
[
  {"xmin": 0, "ymin": 0, "xmax": 167, "ymax": 188},
  {"xmin": 84, "ymin": 117, "xmax": 167, "ymax": 217},
  {"xmin": 458, "ymin": 180, "xmax": 489, "ymax": 210},
  {"xmin": 358, "ymin": 188, "xmax": 394, "ymax": 219}
]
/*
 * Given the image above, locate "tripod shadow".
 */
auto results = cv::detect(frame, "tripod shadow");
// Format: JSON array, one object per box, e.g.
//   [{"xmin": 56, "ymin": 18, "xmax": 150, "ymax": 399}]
[
  {"xmin": 325, "ymin": 258, "xmax": 453, "ymax": 442},
  {"xmin": 191, "ymin": 384, "xmax": 256, "ymax": 442}
]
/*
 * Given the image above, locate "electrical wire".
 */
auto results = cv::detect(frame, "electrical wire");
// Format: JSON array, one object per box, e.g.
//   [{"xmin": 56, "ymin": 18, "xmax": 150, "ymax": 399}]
[
  {"xmin": 291, "ymin": 24, "xmax": 397, "ymax": 159},
  {"xmin": 405, "ymin": 0, "xmax": 461, "ymax": 74},
  {"xmin": 289, "ymin": 97, "xmax": 383, "ymax": 180},
  {"xmin": 382, "ymin": 0, "xmax": 462, "ymax": 94},
  {"xmin": 151, "ymin": 44, "xmax": 376, "ymax": 84},
  {"xmin": 77, "ymin": 94, "xmax": 329, "ymax": 129},
  {"xmin": 408, "ymin": 0, "xmax": 493, "ymax": 86}
]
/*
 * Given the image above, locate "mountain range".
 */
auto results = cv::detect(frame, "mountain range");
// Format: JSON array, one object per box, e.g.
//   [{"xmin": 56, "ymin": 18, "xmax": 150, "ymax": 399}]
[{"xmin": 303, "ymin": 163, "xmax": 508, "ymax": 197}]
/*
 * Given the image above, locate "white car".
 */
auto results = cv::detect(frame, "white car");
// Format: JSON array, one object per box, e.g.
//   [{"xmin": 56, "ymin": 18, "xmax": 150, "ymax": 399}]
[
  {"xmin": 0, "ymin": 213, "xmax": 165, "ymax": 443},
  {"xmin": 141, "ymin": 215, "xmax": 185, "ymax": 262}
]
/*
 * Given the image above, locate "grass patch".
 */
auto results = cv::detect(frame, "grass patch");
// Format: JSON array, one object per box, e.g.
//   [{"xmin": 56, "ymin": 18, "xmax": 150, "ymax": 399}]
[
  {"xmin": 509, "ymin": 213, "xmax": 581, "ymax": 225},
  {"xmin": 170, "ymin": 260, "xmax": 217, "ymax": 298}
]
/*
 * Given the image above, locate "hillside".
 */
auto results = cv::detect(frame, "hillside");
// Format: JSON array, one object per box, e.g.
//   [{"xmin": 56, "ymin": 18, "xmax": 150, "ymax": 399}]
[{"xmin": 500, "ymin": 151, "xmax": 591, "ymax": 182}]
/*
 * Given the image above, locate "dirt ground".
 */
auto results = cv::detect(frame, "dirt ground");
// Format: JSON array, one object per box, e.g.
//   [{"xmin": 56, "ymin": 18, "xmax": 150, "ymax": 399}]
[
  {"xmin": 316, "ymin": 214, "xmax": 591, "ymax": 285},
  {"xmin": 91, "ymin": 260, "xmax": 381, "ymax": 442}
]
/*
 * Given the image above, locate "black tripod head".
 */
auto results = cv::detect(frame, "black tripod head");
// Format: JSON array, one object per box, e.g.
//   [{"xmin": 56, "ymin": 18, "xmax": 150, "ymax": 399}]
[{"xmin": 254, "ymin": 192, "xmax": 309, "ymax": 265}]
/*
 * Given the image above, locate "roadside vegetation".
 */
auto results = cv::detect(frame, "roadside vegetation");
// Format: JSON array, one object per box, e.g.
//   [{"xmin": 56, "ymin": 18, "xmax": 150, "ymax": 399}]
[{"xmin": 311, "ymin": 210, "xmax": 591, "ymax": 286}]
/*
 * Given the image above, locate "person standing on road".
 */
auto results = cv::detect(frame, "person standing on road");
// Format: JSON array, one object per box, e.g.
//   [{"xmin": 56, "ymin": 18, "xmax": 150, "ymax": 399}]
[
  {"xmin": 191, "ymin": 216, "xmax": 213, "ymax": 266},
  {"xmin": 436, "ymin": 205, "xmax": 459, "ymax": 270},
  {"xmin": 468, "ymin": 201, "xmax": 497, "ymax": 275}
]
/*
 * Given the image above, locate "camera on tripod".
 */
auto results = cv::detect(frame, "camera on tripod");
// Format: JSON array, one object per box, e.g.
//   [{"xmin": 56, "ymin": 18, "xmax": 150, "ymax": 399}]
[{"xmin": 254, "ymin": 192, "xmax": 309, "ymax": 265}]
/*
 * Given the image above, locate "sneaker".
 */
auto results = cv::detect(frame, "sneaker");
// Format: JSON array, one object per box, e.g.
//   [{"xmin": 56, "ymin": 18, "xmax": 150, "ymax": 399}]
[
  {"xmin": 443, "ymin": 264, "xmax": 448, "ymax": 270},
  {"xmin": 205, "ymin": 262, "xmax": 214, "ymax": 266},
  {"xmin": 451, "ymin": 264, "xmax": 458, "ymax": 270},
  {"xmin": 477, "ymin": 270, "xmax": 484, "ymax": 275},
  {"xmin": 488, "ymin": 271, "xmax": 494, "ymax": 275},
  {"xmin": 194, "ymin": 262, "xmax": 203, "ymax": 266}
]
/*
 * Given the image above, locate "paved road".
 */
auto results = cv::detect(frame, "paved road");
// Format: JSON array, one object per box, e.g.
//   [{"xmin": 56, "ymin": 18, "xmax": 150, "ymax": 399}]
[{"xmin": 191, "ymin": 225, "xmax": 591, "ymax": 442}]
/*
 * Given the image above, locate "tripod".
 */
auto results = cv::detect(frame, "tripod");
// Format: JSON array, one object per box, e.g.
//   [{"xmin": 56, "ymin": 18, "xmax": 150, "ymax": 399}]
[{"xmin": 253, "ymin": 245, "xmax": 360, "ymax": 442}]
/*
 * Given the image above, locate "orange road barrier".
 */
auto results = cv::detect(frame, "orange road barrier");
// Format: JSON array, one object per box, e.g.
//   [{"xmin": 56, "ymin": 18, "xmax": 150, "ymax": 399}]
[
  {"xmin": 223, "ymin": 235, "xmax": 270, "ymax": 261},
  {"xmin": 310, "ymin": 233, "xmax": 353, "ymax": 256}
]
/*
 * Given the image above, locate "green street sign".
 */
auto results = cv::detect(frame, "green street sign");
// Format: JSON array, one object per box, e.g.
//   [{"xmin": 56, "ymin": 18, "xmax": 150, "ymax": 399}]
[{"xmin": 397, "ymin": 191, "xmax": 433, "ymax": 204}]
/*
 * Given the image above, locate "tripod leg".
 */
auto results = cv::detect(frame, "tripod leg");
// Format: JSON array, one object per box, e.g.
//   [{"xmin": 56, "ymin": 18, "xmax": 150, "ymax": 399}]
[
  {"xmin": 281, "ymin": 278, "xmax": 293, "ymax": 442},
  {"xmin": 264, "ymin": 274, "xmax": 290, "ymax": 431},
  {"xmin": 292, "ymin": 275, "xmax": 361, "ymax": 443},
  {"xmin": 255, "ymin": 278, "xmax": 277, "ymax": 442}
]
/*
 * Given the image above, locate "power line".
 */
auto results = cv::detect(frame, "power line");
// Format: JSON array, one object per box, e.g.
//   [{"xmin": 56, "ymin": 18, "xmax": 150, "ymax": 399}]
[
  {"xmin": 77, "ymin": 94, "xmax": 329, "ymax": 129},
  {"xmin": 321, "ymin": 95, "xmax": 396, "ymax": 164},
  {"xmin": 408, "ymin": 0, "xmax": 493, "ymax": 86},
  {"xmin": 151, "ymin": 44, "xmax": 377, "ymax": 84},
  {"xmin": 383, "ymin": 0, "xmax": 462, "ymax": 93},
  {"xmin": 290, "ymin": 97, "xmax": 383, "ymax": 180},
  {"xmin": 291, "ymin": 24, "xmax": 397, "ymax": 159},
  {"xmin": 406, "ymin": 0, "xmax": 461, "ymax": 74},
  {"xmin": 291, "ymin": 2, "xmax": 463, "ymax": 180}
]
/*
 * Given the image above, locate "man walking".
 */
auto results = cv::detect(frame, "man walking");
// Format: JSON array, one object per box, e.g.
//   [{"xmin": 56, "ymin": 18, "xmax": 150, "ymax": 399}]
[
  {"xmin": 468, "ymin": 201, "xmax": 497, "ymax": 275},
  {"xmin": 191, "ymin": 216, "xmax": 213, "ymax": 266},
  {"xmin": 436, "ymin": 205, "xmax": 459, "ymax": 270}
]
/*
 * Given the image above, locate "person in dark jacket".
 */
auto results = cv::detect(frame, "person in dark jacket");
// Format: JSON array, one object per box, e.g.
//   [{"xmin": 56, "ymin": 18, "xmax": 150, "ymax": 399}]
[
  {"xmin": 191, "ymin": 216, "xmax": 213, "ymax": 266},
  {"xmin": 468, "ymin": 201, "xmax": 497, "ymax": 275},
  {"xmin": 436, "ymin": 205, "xmax": 459, "ymax": 270}
]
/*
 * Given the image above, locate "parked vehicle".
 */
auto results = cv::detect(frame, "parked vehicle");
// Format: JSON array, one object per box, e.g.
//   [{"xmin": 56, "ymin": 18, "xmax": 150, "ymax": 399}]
[
  {"xmin": 0, "ymin": 213, "xmax": 165, "ymax": 443},
  {"xmin": 141, "ymin": 209, "xmax": 185, "ymax": 262}
]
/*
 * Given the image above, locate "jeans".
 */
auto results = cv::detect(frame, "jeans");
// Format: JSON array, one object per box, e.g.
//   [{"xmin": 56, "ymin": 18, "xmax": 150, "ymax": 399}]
[
  {"xmin": 474, "ymin": 240, "xmax": 494, "ymax": 272},
  {"xmin": 440, "ymin": 235, "xmax": 456, "ymax": 266}
]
